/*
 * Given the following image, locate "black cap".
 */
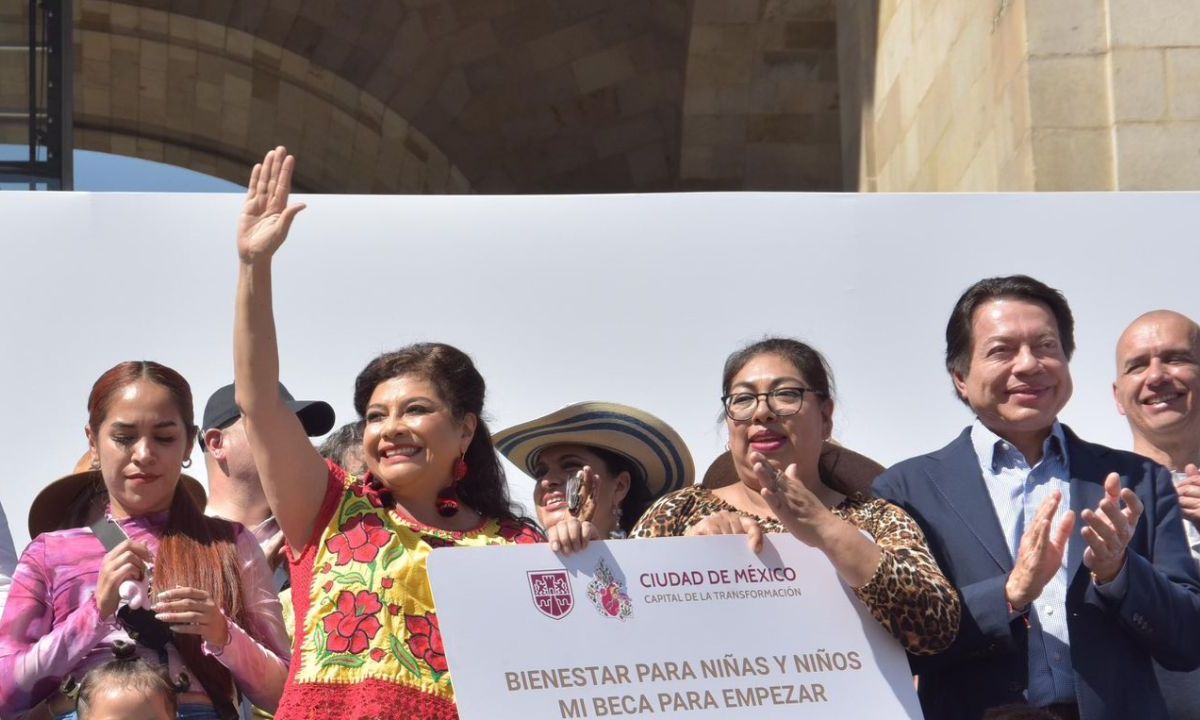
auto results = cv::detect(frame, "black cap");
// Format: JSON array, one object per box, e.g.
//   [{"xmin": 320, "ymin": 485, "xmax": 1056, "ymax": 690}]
[{"xmin": 200, "ymin": 382, "xmax": 336, "ymax": 450}]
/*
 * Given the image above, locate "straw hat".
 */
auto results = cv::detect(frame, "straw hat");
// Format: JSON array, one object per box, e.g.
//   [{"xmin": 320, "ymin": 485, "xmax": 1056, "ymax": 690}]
[
  {"xmin": 493, "ymin": 402, "xmax": 694, "ymax": 499},
  {"xmin": 28, "ymin": 463, "xmax": 208, "ymax": 539},
  {"xmin": 701, "ymin": 441, "xmax": 885, "ymax": 496}
]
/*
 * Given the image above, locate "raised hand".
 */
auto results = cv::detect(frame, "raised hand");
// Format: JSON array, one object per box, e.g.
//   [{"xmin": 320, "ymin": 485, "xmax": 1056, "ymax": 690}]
[
  {"xmin": 1006, "ymin": 491, "xmax": 1075, "ymax": 609},
  {"xmin": 1081, "ymin": 472, "xmax": 1143, "ymax": 583},
  {"xmin": 685, "ymin": 510, "xmax": 764, "ymax": 553},
  {"xmin": 753, "ymin": 452, "xmax": 837, "ymax": 547},
  {"xmin": 238, "ymin": 146, "xmax": 306, "ymax": 264},
  {"xmin": 569, "ymin": 466, "xmax": 600, "ymax": 523}
]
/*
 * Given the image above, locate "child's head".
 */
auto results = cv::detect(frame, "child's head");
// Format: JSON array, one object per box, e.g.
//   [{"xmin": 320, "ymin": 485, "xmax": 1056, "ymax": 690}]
[{"xmin": 77, "ymin": 658, "xmax": 178, "ymax": 720}]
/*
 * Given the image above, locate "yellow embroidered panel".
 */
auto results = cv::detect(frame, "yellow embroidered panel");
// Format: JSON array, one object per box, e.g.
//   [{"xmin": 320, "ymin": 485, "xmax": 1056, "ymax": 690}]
[{"xmin": 294, "ymin": 479, "xmax": 536, "ymax": 701}]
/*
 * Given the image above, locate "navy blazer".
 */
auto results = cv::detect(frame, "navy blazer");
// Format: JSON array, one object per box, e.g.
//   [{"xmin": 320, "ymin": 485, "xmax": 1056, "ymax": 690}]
[{"xmin": 874, "ymin": 425, "xmax": 1200, "ymax": 720}]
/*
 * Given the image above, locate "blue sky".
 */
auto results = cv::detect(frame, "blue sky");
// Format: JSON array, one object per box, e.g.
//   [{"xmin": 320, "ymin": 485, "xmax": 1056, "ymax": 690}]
[
  {"xmin": 1, "ymin": 148, "xmax": 243, "ymax": 192},
  {"xmin": 76, "ymin": 150, "xmax": 243, "ymax": 192}
]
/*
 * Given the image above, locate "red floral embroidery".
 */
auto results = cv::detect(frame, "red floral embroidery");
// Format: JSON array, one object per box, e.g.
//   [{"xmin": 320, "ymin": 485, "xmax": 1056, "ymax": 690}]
[
  {"xmin": 350, "ymin": 481, "xmax": 387, "ymax": 508},
  {"xmin": 498, "ymin": 520, "xmax": 545, "ymax": 544},
  {"xmin": 370, "ymin": 648, "xmax": 387, "ymax": 662},
  {"xmin": 381, "ymin": 577, "xmax": 394, "ymax": 589},
  {"xmin": 326, "ymin": 514, "xmax": 393, "ymax": 565},
  {"xmin": 420, "ymin": 534, "xmax": 456, "ymax": 549},
  {"xmin": 405, "ymin": 613, "xmax": 448, "ymax": 673},
  {"xmin": 323, "ymin": 590, "xmax": 383, "ymax": 654},
  {"xmin": 388, "ymin": 603, "xmax": 401, "ymax": 616}
]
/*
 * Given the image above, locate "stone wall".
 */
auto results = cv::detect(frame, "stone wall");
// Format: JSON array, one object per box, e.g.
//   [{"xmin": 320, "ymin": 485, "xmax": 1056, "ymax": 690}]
[
  {"xmin": 1108, "ymin": 0, "xmax": 1200, "ymax": 189},
  {"xmin": 839, "ymin": 0, "xmax": 1034, "ymax": 191},
  {"xmin": 679, "ymin": 0, "xmax": 843, "ymax": 190},
  {"xmin": 841, "ymin": 0, "xmax": 1200, "ymax": 191}
]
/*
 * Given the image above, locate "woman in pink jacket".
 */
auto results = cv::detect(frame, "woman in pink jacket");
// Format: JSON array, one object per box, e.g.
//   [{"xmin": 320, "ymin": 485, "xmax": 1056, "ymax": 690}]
[{"xmin": 0, "ymin": 361, "xmax": 290, "ymax": 719}]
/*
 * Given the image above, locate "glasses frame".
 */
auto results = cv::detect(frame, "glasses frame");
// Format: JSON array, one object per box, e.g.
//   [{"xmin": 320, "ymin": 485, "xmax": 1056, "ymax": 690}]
[{"xmin": 720, "ymin": 387, "xmax": 823, "ymax": 421}]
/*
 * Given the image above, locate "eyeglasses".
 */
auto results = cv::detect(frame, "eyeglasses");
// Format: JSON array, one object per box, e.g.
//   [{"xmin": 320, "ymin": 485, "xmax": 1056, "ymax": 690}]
[{"xmin": 721, "ymin": 387, "xmax": 822, "ymax": 421}]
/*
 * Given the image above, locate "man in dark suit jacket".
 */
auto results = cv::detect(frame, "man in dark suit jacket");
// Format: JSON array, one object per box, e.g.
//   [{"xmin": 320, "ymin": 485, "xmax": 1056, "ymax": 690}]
[{"xmin": 874, "ymin": 275, "xmax": 1200, "ymax": 720}]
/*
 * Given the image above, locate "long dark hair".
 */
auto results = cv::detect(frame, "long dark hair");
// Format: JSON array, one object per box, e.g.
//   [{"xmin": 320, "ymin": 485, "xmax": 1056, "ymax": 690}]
[
  {"xmin": 589, "ymin": 446, "xmax": 651, "ymax": 535},
  {"xmin": 353, "ymin": 343, "xmax": 531, "ymax": 525},
  {"xmin": 88, "ymin": 361, "xmax": 249, "ymax": 709}
]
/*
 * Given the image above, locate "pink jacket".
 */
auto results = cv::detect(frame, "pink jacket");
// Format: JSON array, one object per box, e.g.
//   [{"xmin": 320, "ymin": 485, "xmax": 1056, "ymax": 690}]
[{"xmin": 0, "ymin": 511, "xmax": 291, "ymax": 715}]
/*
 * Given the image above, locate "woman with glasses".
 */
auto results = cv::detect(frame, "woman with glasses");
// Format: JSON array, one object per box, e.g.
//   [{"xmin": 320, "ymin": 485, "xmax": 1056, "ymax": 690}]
[{"xmin": 631, "ymin": 338, "xmax": 960, "ymax": 655}]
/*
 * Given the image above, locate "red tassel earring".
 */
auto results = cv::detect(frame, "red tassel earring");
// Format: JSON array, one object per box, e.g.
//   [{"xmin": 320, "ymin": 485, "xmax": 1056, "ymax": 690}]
[{"xmin": 436, "ymin": 455, "xmax": 468, "ymax": 517}]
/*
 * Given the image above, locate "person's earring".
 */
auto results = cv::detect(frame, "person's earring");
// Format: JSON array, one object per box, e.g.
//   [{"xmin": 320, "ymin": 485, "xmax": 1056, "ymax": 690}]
[
  {"xmin": 436, "ymin": 454, "xmax": 468, "ymax": 517},
  {"xmin": 182, "ymin": 458, "xmax": 192, "ymax": 469},
  {"xmin": 609, "ymin": 505, "xmax": 626, "ymax": 539},
  {"xmin": 90, "ymin": 457, "xmax": 100, "ymax": 470}
]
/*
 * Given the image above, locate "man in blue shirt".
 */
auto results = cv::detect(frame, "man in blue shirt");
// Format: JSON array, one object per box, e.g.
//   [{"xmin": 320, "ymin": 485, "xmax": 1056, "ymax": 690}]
[{"xmin": 875, "ymin": 275, "xmax": 1200, "ymax": 720}]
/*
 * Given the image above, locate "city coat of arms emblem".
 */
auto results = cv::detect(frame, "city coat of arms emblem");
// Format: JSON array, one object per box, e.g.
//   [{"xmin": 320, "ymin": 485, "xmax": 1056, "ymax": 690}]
[{"xmin": 527, "ymin": 570, "xmax": 574, "ymax": 619}]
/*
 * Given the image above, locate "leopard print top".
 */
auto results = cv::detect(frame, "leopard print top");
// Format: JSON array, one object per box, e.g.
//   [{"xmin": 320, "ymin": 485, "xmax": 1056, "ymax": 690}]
[{"xmin": 631, "ymin": 485, "xmax": 960, "ymax": 656}]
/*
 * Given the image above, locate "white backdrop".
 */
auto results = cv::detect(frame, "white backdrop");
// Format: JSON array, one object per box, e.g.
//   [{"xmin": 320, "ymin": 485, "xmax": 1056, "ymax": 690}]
[{"xmin": 0, "ymin": 191, "xmax": 1193, "ymax": 551}]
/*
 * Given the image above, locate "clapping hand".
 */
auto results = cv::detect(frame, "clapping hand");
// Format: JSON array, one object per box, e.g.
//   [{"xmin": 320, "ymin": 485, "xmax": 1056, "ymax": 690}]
[
  {"xmin": 1006, "ymin": 491, "xmax": 1075, "ymax": 609},
  {"xmin": 1176, "ymin": 464, "xmax": 1200, "ymax": 531},
  {"xmin": 753, "ymin": 452, "xmax": 836, "ymax": 548},
  {"xmin": 1081, "ymin": 473, "xmax": 1143, "ymax": 584},
  {"xmin": 238, "ymin": 146, "xmax": 306, "ymax": 265}
]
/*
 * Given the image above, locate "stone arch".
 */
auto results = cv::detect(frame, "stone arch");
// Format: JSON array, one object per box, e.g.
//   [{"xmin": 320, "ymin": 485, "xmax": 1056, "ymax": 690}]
[
  {"xmin": 73, "ymin": 2, "xmax": 467, "ymax": 193},
  {"xmin": 68, "ymin": 0, "xmax": 693, "ymax": 194}
]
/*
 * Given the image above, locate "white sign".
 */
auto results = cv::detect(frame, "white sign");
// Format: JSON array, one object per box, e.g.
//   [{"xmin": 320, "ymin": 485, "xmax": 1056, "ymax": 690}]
[
  {"xmin": 428, "ymin": 535, "xmax": 923, "ymax": 719},
  {"xmin": 2, "ymin": 192, "xmax": 1199, "ymax": 552}
]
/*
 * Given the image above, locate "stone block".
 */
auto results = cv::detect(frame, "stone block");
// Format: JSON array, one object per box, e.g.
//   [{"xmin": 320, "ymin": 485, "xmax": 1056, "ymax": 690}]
[
  {"xmin": 1110, "ymin": 0, "xmax": 1200, "ymax": 48},
  {"xmin": 109, "ymin": 2, "xmax": 137, "ymax": 31},
  {"xmin": 194, "ymin": 19, "xmax": 226, "ymax": 51},
  {"xmin": 874, "ymin": 0, "xmax": 912, "ymax": 99},
  {"xmin": 138, "ymin": 7, "xmax": 168, "ymax": 37},
  {"xmin": 435, "ymin": 69, "xmax": 472, "ymax": 117},
  {"xmin": 572, "ymin": 45, "xmax": 637, "ymax": 94},
  {"xmin": 449, "ymin": 21, "xmax": 499, "ymax": 66},
  {"xmin": 524, "ymin": 22, "xmax": 599, "ymax": 73},
  {"xmin": 626, "ymin": 143, "xmax": 671, "ymax": 185},
  {"xmin": 1028, "ymin": 55, "xmax": 1111, "ymax": 128},
  {"xmin": 168, "ymin": 14, "xmax": 197, "ymax": 43},
  {"xmin": 1167, "ymin": 49, "xmax": 1200, "ymax": 120},
  {"xmin": 956, "ymin": 131, "xmax": 998, "ymax": 191},
  {"xmin": 998, "ymin": 140, "xmax": 1036, "ymax": 190},
  {"xmin": 682, "ymin": 114, "xmax": 746, "ymax": 146},
  {"xmin": 763, "ymin": 0, "xmax": 834, "ymax": 21},
  {"xmin": 1031, "ymin": 127, "xmax": 1114, "ymax": 190},
  {"xmin": 594, "ymin": 112, "xmax": 663, "ymax": 157},
  {"xmin": 1115, "ymin": 122, "xmax": 1200, "ymax": 189},
  {"xmin": 139, "ymin": 66, "xmax": 167, "ymax": 101},
  {"xmin": 1112, "ymin": 49, "xmax": 1166, "ymax": 122},
  {"xmin": 1026, "ymin": 0, "xmax": 1108, "ymax": 56},
  {"xmin": 693, "ymin": 0, "xmax": 762, "ymax": 24},
  {"xmin": 81, "ymin": 30, "xmax": 110, "ymax": 62},
  {"xmin": 744, "ymin": 142, "xmax": 841, "ymax": 189}
]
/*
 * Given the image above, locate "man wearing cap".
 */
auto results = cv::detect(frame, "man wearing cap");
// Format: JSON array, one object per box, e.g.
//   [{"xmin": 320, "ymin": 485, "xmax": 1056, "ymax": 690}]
[
  {"xmin": 873, "ymin": 275, "xmax": 1200, "ymax": 720},
  {"xmin": 200, "ymin": 382, "xmax": 334, "ymax": 590},
  {"xmin": 1113, "ymin": 309, "xmax": 1200, "ymax": 720}
]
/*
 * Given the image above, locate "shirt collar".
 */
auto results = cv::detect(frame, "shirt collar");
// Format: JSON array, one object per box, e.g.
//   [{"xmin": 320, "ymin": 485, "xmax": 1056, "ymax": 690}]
[{"xmin": 971, "ymin": 418, "xmax": 1069, "ymax": 472}]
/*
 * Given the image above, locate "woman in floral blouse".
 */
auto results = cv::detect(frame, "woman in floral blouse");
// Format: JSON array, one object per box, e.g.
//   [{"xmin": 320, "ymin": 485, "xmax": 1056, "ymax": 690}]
[
  {"xmin": 232, "ymin": 147, "xmax": 540, "ymax": 720},
  {"xmin": 633, "ymin": 338, "xmax": 961, "ymax": 656}
]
